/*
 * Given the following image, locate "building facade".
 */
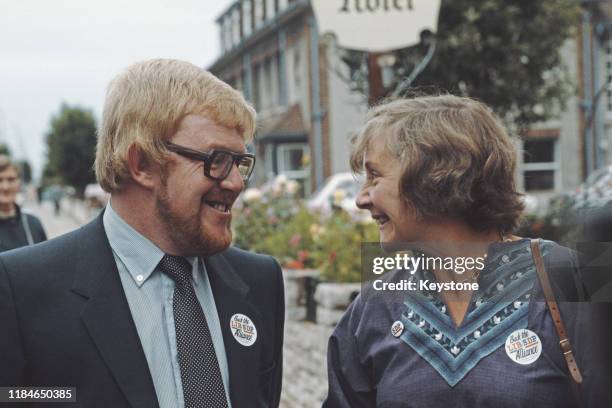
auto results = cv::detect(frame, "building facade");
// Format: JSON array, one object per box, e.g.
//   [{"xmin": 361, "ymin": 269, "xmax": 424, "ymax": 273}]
[
  {"xmin": 210, "ymin": 0, "xmax": 367, "ymax": 196},
  {"xmin": 579, "ymin": 0, "xmax": 612, "ymax": 176},
  {"xmin": 210, "ymin": 0, "xmax": 612, "ymax": 208}
]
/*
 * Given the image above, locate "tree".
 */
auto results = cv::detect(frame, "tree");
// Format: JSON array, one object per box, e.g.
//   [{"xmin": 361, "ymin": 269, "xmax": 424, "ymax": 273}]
[
  {"xmin": 343, "ymin": 0, "xmax": 580, "ymax": 128},
  {"xmin": 0, "ymin": 144, "xmax": 11, "ymax": 156},
  {"xmin": 44, "ymin": 104, "xmax": 97, "ymax": 196}
]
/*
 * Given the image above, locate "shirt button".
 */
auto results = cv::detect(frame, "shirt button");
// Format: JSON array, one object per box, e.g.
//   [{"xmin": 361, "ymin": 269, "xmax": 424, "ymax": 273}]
[{"xmin": 136, "ymin": 274, "xmax": 144, "ymax": 282}]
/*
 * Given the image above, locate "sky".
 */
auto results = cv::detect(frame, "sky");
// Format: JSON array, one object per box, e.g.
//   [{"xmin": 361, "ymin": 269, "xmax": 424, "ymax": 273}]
[{"xmin": 0, "ymin": 0, "xmax": 235, "ymax": 180}]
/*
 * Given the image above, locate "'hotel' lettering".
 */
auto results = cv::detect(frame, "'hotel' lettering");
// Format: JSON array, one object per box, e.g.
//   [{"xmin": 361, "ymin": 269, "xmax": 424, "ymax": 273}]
[{"xmin": 340, "ymin": 0, "xmax": 414, "ymax": 13}]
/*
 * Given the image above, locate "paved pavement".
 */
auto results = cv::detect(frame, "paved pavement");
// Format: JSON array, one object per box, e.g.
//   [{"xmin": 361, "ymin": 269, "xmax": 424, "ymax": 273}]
[
  {"xmin": 280, "ymin": 320, "xmax": 333, "ymax": 407},
  {"xmin": 24, "ymin": 200, "xmax": 83, "ymax": 238},
  {"xmin": 25, "ymin": 199, "xmax": 333, "ymax": 407}
]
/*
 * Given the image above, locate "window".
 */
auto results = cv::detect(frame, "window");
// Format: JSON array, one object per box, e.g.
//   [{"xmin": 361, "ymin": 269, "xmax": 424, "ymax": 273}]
[
  {"xmin": 277, "ymin": 143, "xmax": 309, "ymax": 179},
  {"xmin": 252, "ymin": 64, "xmax": 261, "ymax": 110},
  {"xmin": 266, "ymin": 0, "xmax": 276, "ymax": 20},
  {"xmin": 262, "ymin": 57, "xmax": 276, "ymax": 110},
  {"xmin": 523, "ymin": 139, "xmax": 559, "ymax": 191},
  {"xmin": 232, "ymin": 7, "xmax": 241, "ymax": 45},
  {"xmin": 278, "ymin": 0, "xmax": 288, "ymax": 12},
  {"xmin": 293, "ymin": 50, "xmax": 301, "ymax": 90},
  {"xmin": 221, "ymin": 16, "xmax": 232, "ymax": 52},
  {"xmin": 242, "ymin": 0, "xmax": 252, "ymax": 38},
  {"xmin": 254, "ymin": 0, "xmax": 264, "ymax": 29}
]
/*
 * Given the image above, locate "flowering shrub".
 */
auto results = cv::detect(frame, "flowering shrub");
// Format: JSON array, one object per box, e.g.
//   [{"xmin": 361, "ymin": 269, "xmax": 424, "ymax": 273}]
[
  {"xmin": 233, "ymin": 175, "xmax": 319, "ymax": 268},
  {"xmin": 232, "ymin": 175, "xmax": 379, "ymax": 282},
  {"xmin": 311, "ymin": 210, "xmax": 379, "ymax": 282}
]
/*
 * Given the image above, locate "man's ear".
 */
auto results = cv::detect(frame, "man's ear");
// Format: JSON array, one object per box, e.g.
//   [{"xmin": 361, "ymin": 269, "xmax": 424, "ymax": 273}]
[{"xmin": 126, "ymin": 143, "xmax": 160, "ymax": 189}]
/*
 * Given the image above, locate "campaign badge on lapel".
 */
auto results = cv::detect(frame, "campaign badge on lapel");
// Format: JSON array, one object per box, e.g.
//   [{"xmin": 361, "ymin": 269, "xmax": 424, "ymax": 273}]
[
  {"xmin": 230, "ymin": 313, "xmax": 258, "ymax": 347},
  {"xmin": 505, "ymin": 328, "xmax": 542, "ymax": 365}
]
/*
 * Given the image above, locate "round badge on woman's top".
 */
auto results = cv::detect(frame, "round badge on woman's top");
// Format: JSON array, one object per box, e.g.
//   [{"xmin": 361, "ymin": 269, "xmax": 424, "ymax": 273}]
[
  {"xmin": 505, "ymin": 328, "xmax": 542, "ymax": 365},
  {"xmin": 391, "ymin": 320, "xmax": 404, "ymax": 338}
]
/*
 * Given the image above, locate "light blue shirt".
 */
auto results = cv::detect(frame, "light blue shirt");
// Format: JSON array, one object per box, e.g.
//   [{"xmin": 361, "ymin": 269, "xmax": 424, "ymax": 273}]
[{"xmin": 103, "ymin": 203, "xmax": 232, "ymax": 408}]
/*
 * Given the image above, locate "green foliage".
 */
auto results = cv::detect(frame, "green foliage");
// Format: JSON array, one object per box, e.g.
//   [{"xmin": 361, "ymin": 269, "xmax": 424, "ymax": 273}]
[
  {"xmin": 347, "ymin": 0, "xmax": 580, "ymax": 127},
  {"xmin": 232, "ymin": 182, "xmax": 320, "ymax": 269},
  {"xmin": 44, "ymin": 104, "xmax": 97, "ymax": 195},
  {"xmin": 0, "ymin": 144, "xmax": 11, "ymax": 156},
  {"xmin": 312, "ymin": 210, "xmax": 380, "ymax": 283},
  {"xmin": 232, "ymin": 179, "xmax": 379, "ymax": 282}
]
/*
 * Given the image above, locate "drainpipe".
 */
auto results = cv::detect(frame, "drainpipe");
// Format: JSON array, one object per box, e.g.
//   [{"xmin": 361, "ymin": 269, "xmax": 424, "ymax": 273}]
[
  {"xmin": 593, "ymin": 26, "xmax": 604, "ymax": 170},
  {"xmin": 582, "ymin": 10, "xmax": 594, "ymax": 177},
  {"xmin": 309, "ymin": 15, "xmax": 324, "ymax": 188}
]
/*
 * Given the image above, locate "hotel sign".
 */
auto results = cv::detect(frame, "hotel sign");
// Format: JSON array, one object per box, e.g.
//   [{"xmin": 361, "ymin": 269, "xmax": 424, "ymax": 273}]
[{"xmin": 311, "ymin": 0, "xmax": 441, "ymax": 52}]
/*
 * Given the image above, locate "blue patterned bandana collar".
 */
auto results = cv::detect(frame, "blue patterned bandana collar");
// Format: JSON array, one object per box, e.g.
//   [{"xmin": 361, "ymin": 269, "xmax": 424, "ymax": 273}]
[{"xmin": 398, "ymin": 239, "xmax": 548, "ymax": 386}]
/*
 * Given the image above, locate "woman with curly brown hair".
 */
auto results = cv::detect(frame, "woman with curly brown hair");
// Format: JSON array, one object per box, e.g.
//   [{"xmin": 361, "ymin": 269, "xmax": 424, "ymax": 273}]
[{"xmin": 324, "ymin": 95, "xmax": 603, "ymax": 407}]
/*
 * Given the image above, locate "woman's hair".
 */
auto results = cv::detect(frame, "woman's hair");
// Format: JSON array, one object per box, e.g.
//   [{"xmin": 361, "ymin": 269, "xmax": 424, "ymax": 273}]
[
  {"xmin": 95, "ymin": 58, "xmax": 256, "ymax": 192},
  {"xmin": 350, "ymin": 94, "xmax": 524, "ymax": 234}
]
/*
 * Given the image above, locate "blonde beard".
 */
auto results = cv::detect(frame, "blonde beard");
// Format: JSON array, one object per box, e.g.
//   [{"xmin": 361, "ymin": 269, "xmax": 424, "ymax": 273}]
[{"xmin": 154, "ymin": 181, "xmax": 231, "ymax": 257}]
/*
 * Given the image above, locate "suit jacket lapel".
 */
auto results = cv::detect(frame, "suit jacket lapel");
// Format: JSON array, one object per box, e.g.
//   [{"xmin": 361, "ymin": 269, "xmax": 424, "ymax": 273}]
[
  {"xmin": 206, "ymin": 253, "xmax": 262, "ymax": 408},
  {"xmin": 71, "ymin": 214, "xmax": 159, "ymax": 408}
]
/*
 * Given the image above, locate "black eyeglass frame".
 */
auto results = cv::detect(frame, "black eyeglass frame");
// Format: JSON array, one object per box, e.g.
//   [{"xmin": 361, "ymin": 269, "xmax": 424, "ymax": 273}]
[{"xmin": 165, "ymin": 142, "xmax": 256, "ymax": 182}]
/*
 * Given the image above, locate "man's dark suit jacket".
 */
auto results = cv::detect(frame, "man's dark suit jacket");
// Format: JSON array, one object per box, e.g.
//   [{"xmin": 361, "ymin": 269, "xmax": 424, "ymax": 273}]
[{"xmin": 0, "ymin": 214, "xmax": 284, "ymax": 408}]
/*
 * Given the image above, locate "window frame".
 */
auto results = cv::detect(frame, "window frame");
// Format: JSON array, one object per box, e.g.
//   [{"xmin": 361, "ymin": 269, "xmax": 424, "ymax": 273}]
[{"xmin": 522, "ymin": 137, "xmax": 561, "ymax": 192}]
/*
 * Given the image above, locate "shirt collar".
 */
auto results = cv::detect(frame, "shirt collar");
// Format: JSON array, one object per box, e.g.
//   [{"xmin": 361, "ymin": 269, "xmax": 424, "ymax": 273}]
[{"xmin": 103, "ymin": 202, "xmax": 198, "ymax": 287}]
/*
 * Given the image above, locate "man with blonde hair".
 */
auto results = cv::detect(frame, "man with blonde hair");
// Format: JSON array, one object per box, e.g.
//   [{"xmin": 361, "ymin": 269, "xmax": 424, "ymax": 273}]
[{"xmin": 0, "ymin": 59, "xmax": 284, "ymax": 408}]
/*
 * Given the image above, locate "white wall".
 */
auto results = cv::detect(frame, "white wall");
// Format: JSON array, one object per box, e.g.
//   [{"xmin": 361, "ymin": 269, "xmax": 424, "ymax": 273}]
[{"xmin": 325, "ymin": 40, "xmax": 368, "ymax": 174}]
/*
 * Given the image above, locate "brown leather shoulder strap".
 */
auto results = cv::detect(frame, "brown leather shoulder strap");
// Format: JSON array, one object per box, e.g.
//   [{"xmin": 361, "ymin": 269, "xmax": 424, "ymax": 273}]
[{"xmin": 530, "ymin": 239, "xmax": 583, "ymax": 384}]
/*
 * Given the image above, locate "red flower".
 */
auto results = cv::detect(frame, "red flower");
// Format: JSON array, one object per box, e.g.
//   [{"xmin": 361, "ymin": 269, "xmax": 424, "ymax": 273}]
[
  {"xmin": 286, "ymin": 259, "xmax": 305, "ymax": 269},
  {"xmin": 289, "ymin": 233, "xmax": 302, "ymax": 247},
  {"xmin": 297, "ymin": 250, "xmax": 310, "ymax": 262}
]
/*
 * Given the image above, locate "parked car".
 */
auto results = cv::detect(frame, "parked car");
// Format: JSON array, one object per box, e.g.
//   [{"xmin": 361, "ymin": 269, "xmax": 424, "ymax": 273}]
[{"xmin": 307, "ymin": 172, "xmax": 369, "ymax": 220}]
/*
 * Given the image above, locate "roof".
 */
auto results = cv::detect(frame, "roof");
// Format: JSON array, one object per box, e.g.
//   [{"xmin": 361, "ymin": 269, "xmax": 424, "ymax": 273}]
[
  {"xmin": 257, "ymin": 104, "xmax": 307, "ymax": 141},
  {"xmin": 215, "ymin": 1, "xmax": 239, "ymax": 23}
]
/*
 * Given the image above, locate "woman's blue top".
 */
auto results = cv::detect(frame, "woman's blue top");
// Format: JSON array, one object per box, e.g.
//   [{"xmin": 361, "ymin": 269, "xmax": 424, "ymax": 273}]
[{"xmin": 324, "ymin": 239, "xmax": 607, "ymax": 407}]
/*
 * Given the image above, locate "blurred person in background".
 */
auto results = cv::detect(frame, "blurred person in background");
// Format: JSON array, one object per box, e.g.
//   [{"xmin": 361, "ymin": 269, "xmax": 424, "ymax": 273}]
[
  {"xmin": 0, "ymin": 155, "xmax": 46, "ymax": 251},
  {"xmin": 324, "ymin": 95, "xmax": 608, "ymax": 407}
]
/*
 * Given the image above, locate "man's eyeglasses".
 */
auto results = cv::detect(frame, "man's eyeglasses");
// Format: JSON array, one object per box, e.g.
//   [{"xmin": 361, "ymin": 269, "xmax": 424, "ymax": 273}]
[{"xmin": 166, "ymin": 142, "xmax": 256, "ymax": 183}]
